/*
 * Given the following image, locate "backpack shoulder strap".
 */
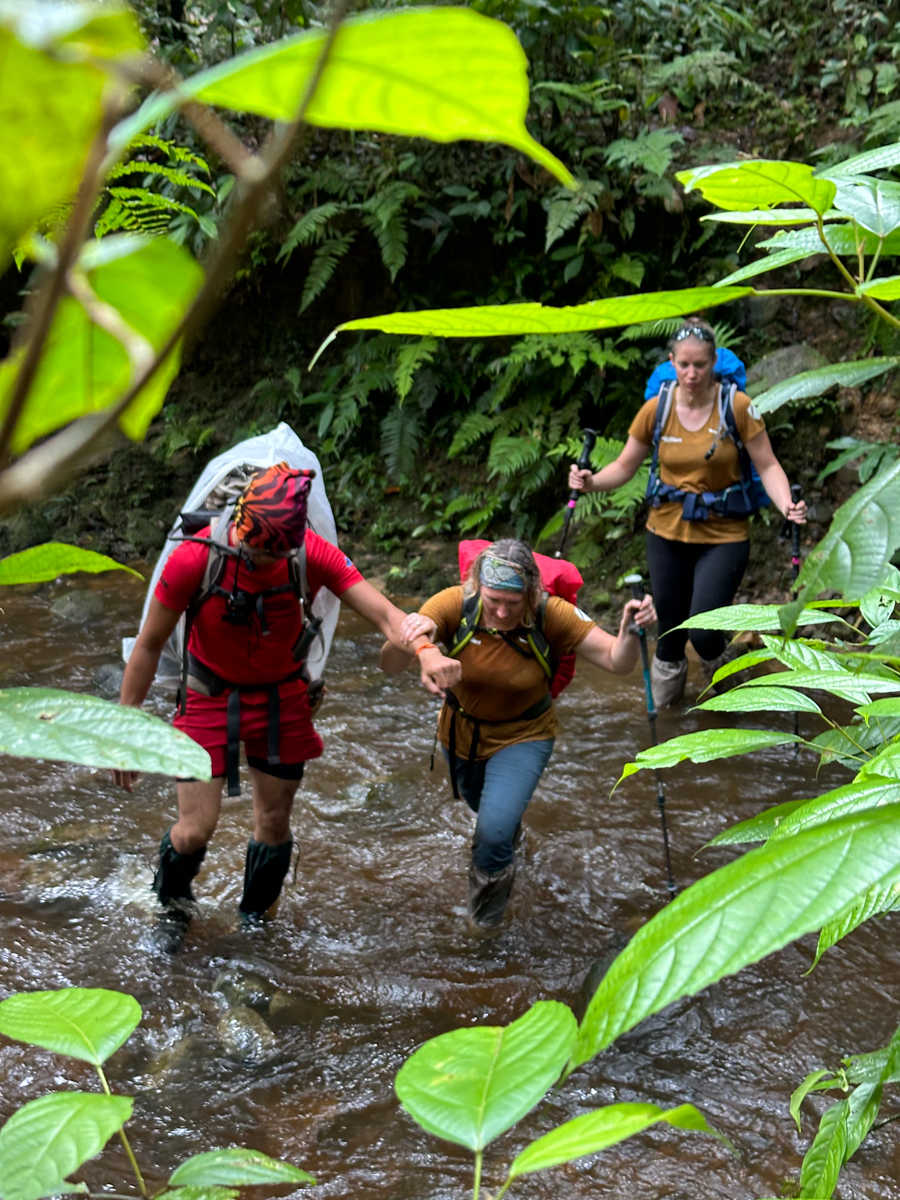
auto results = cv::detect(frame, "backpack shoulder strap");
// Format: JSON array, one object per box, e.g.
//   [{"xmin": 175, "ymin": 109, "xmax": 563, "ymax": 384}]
[
  {"xmin": 720, "ymin": 381, "xmax": 743, "ymax": 448},
  {"xmin": 447, "ymin": 593, "xmax": 481, "ymax": 658},
  {"xmin": 523, "ymin": 593, "xmax": 554, "ymax": 682},
  {"xmin": 648, "ymin": 380, "xmax": 675, "ymax": 484}
]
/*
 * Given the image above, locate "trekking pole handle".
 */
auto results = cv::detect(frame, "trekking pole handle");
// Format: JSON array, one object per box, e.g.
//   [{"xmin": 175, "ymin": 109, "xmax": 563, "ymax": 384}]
[
  {"xmin": 624, "ymin": 572, "xmax": 648, "ymax": 638},
  {"xmin": 790, "ymin": 483, "xmax": 803, "ymax": 581},
  {"xmin": 555, "ymin": 427, "xmax": 598, "ymax": 558}
]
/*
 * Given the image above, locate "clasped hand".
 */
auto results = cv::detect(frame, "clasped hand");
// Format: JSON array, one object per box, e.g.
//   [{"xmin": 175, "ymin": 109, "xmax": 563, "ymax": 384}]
[{"xmin": 400, "ymin": 612, "xmax": 462, "ymax": 695}]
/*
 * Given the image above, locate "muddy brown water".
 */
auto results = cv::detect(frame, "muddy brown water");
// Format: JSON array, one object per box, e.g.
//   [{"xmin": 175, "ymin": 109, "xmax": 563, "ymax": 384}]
[{"xmin": 1, "ymin": 571, "xmax": 897, "ymax": 1199}]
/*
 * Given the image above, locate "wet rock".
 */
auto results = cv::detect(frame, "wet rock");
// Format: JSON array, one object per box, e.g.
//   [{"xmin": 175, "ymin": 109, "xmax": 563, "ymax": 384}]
[
  {"xmin": 216, "ymin": 1003, "xmax": 278, "ymax": 1063},
  {"xmin": 49, "ymin": 589, "xmax": 109, "ymax": 624},
  {"xmin": 213, "ymin": 966, "xmax": 276, "ymax": 1012},
  {"xmin": 145, "ymin": 1032, "xmax": 208, "ymax": 1083},
  {"xmin": 93, "ymin": 662, "xmax": 124, "ymax": 697},
  {"xmin": 268, "ymin": 988, "xmax": 334, "ymax": 1027}
]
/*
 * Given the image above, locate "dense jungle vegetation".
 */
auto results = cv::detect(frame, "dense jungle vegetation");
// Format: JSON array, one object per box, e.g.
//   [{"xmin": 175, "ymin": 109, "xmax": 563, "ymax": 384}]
[{"xmin": 1, "ymin": 0, "xmax": 898, "ymax": 591}]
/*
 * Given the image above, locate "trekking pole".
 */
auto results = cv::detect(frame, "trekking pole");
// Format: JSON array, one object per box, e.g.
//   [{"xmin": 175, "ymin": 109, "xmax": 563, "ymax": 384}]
[
  {"xmin": 623, "ymin": 572, "xmax": 677, "ymax": 897},
  {"xmin": 782, "ymin": 482, "xmax": 804, "ymax": 745},
  {"xmin": 555, "ymin": 427, "xmax": 598, "ymax": 558}
]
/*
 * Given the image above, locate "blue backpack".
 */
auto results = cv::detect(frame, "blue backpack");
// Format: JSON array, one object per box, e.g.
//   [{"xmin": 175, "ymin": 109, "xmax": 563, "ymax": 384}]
[{"xmin": 645, "ymin": 351, "xmax": 770, "ymax": 520}]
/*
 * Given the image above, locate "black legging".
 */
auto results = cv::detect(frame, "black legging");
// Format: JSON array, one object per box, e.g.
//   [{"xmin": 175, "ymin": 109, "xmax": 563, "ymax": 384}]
[{"xmin": 646, "ymin": 529, "xmax": 750, "ymax": 663}]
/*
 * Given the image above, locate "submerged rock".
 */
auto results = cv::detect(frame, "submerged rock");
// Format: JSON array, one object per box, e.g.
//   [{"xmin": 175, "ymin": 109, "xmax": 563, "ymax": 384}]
[{"xmin": 216, "ymin": 1004, "xmax": 278, "ymax": 1064}]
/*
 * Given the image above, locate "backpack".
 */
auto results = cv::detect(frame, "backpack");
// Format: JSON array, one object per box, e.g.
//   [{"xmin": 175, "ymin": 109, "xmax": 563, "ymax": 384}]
[
  {"xmin": 450, "ymin": 540, "xmax": 584, "ymax": 698},
  {"xmin": 646, "ymin": 379, "xmax": 771, "ymax": 521},
  {"xmin": 122, "ymin": 422, "xmax": 340, "ymax": 690}
]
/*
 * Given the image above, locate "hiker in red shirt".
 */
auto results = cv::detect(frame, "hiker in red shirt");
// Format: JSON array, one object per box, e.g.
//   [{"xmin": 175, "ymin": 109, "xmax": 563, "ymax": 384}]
[{"xmin": 114, "ymin": 463, "xmax": 459, "ymax": 949}]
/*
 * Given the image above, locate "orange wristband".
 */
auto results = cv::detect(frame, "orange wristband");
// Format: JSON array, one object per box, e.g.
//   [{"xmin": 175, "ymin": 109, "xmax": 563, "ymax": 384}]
[{"xmin": 415, "ymin": 641, "xmax": 437, "ymax": 656}]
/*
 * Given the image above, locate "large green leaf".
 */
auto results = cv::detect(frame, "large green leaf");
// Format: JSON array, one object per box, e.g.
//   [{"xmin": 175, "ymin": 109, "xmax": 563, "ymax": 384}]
[
  {"xmin": 314, "ymin": 286, "xmax": 750, "ymax": 359},
  {"xmin": 811, "ymin": 879, "xmax": 900, "ymax": 970},
  {"xmin": 694, "ymin": 684, "xmax": 823, "ymax": 715},
  {"xmin": 617, "ymin": 729, "xmax": 798, "ymax": 783},
  {"xmin": 0, "ymin": 238, "xmax": 203, "ymax": 454},
  {"xmin": 0, "ymin": 543, "xmax": 141, "ymax": 585},
  {"xmin": 0, "ymin": 1092, "xmax": 131, "ymax": 1200},
  {"xmin": 570, "ymin": 805, "xmax": 900, "ymax": 1069},
  {"xmin": 677, "ymin": 604, "xmax": 841, "ymax": 631},
  {"xmin": 507, "ymin": 1102, "xmax": 718, "ymax": 1181},
  {"xmin": 832, "ymin": 178, "xmax": 900, "ymax": 237},
  {"xmin": 0, "ymin": 988, "xmax": 141, "ymax": 1065},
  {"xmin": 821, "ymin": 141, "xmax": 900, "ymax": 177},
  {"xmin": 677, "ymin": 160, "xmax": 837, "ymax": 216},
  {"xmin": 789, "ymin": 459, "xmax": 900, "ymax": 626},
  {"xmin": 706, "ymin": 797, "xmax": 806, "ymax": 846},
  {"xmin": 701, "ymin": 208, "xmax": 825, "ymax": 226},
  {"xmin": 759, "ymin": 223, "xmax": 900, "ymax": 256},
  {"xmin": 169, "ymin": 1148, "xmax": 313, "ymax": 1187},
  {"xmin": 739, "ymin": 668, "xmax": 900, "ymax": 705},
  {"xmin": 0, "ymin": 687, "xmax": 212, "ymax": 778},
  {"xmin": 750, "ymin": 358, "xmax": 900, "ymax": 414},
  {"xmin": 768, "ymin": 778, "xmax": 900, "ymax": 840},
  {"xmin": 395, "ymin": 1000, "xmax": 575, "ymax": 1151},
  {"xmin": 0, "ymin": 2, "xmax": 144, "ymax": 264},
  {"xmin": 857, "ymin": 274, "xmax": 900, "ymax": 301},
  {"xmin": 857, "ymin": 738, "xmax": 900, "ymax": 780},
  {"xmin": 114, "ymin": 8, "xmax": 572, "ymax": 186}
]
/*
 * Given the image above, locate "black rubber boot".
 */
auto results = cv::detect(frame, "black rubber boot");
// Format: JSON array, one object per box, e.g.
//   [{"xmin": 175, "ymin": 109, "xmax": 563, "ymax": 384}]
[
  {"xmin": 467, "ymin": 860, "xmax": 516, "ymax": 929},
  {"xmin": 238, "ymin": 838, "xmax": 293, "ymax": 923},
  {"xmin": 151, "ymin": 830, "xmax": 206, "ymax": 954}
]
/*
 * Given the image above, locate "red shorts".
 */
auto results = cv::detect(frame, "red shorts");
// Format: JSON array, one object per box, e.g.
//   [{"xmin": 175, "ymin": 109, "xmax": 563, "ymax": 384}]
[{"xmin": 173, "ymin": 679, "xmax": 323, "ymax": 779}]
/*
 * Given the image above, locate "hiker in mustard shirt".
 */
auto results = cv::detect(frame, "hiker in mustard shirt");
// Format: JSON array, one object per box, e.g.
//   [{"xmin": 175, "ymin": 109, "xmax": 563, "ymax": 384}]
[
  {"xmin": 381, "ymin": 538, "xmax": 655, "ymax": 929},
  {"xmin": 568, "ymin": 318, "xmax": 806, "ymax": 707}
]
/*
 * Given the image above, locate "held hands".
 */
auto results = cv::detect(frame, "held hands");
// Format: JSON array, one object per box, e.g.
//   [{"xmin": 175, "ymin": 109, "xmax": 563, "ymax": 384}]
[
  {"xmin": 399, "ymin": 611, "xmax": 462, "ymax": 695},
  {"xmin": 568, "ymin": 464, "xmax": 593, "ymax": 493}
]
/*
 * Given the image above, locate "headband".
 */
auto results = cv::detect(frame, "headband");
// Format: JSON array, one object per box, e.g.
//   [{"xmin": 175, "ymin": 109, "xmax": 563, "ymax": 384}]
[
  {"xmin": 480, "ymin": 553, "xmax": 526, "ymax": 592},
  {"xmin": 233, "ymin": 463, "xmax": 314, "ymax": 553}
]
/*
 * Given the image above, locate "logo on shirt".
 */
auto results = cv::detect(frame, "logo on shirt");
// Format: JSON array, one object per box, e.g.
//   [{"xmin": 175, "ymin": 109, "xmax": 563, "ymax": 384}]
[
  {"xmin": 661, "ymin": 435, "xmax": 682, "ymax": 443},
  {"xmin": 574, "ymin": 606, "xmax": 592, "ymax": 622}
]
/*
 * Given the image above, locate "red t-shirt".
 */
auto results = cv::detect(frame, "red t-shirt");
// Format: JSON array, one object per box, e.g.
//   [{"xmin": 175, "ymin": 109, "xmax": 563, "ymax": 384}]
[{"xmin": 155, "ymin": 528, "xmax": 362, "ymax": 684}]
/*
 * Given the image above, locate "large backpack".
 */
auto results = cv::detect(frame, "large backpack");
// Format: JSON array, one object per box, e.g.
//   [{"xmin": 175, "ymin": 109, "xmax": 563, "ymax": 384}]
[
  {"xmin": 122, "ymin": 422, "xmax": 340, "ymax": 691},
  {"xmin": 646, "ymin": 374, "xmax": 770, "ymax": 521},
  {"xmin": 450, "ymin": 540, "xmax": 584, "ymax": 698}
]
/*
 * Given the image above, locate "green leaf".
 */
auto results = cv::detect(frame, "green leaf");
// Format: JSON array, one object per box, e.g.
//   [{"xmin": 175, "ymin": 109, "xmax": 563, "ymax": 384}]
[
  {"xmin": 0, "ymin": 988, "xmax": 140, "ymax": 1065},
  {"xmin": 811, "ymin": 878, "xmax": 900, "ymax": 970},
  {"xmin": 0, "ymin": 1092, "xmax": 131, "ymax": 1200},
  {"xmin": 750, "ymin": 358, "xmax": 900, "ymax": 415},
  {"xmin": 0, "ymin": 543, "xmax": 141, "ymax": 585},
  {"xmin": 0, "ymin": 3, "xmax": 144, "ymax": 264},
  {"xmin": 769, "ymin": 779, "xmax": 900, "ymax": 841},
  {"xmin": 571, "ymin": 805, "xmax": 900, "ymax": 1069},
  {"xmin": 702, "ymin": 208, "xmax": 824, "ymax": 226},
  {"xmin": 507, "ymin": 1102, "xmax": 719, "ymax": 1180},
  {"xmin": 677, "ymin": 160, "xmax": 837, "ymax": 216},
  {"xmin": 832, "ymin": 178, "xmax": 900, "ymax": 237},
  {"xmin": 857, "ymin": 274, "xmax": 900, "ymax": 300},
  {"xmin": 857, "ymin": 697, "xmax": 900, "ymax": 719},
  {"xmin": 114, "ymin": 9, "xmax": 573, "ymax": 187},
  {"xmin": 715, "ymin": 246, "xmax": 817, "ymax": 286},
  {"xmin": 793, "ymin": 459, "xmax": 900, "ymax": 613},
  {"xmin": 0, "ymin": 687, "xmax": 212, "ymax": 778},
  {"xmin": 617, "ymin": 729, "xmax": 798, "ymax": 784},
  {"xmin": 739, "ymin": 668, "xmax": 900, "ymax": 704},
  {"xmin": 0, "ymin": 238, "xmax": 203, "ymax": 454},
  {"xmin": 314, "ymin": 286, "xmax": 751, "ymax": 360},
  {"xmin": 677, "ymin": 604, "xmax": 841, "ymax": 631},
  {"xmin": 169, "ymin": 1148, "xmax": 313, "ymax": 1187},
  {"xmin": 694, "ymin": 685, "xmax": 823, "ymax": 715},
  {"xmin": 858, "ymin": 739, "xmax": 900, "ymax": 781},
  {"xmin": 707, "ymin": 797, "xmax": 806, "ymax": 846},
  {"xmin": 822, "ymin": 141, "xmax": 900, "ymax": 176},
  {"xmin": 799, "ymin": 1096, "xmax": 851, "ymax": 1197},
  {"xmin": 395, "ymin": 1000, "xmax": 576, "ymax": 1151}
]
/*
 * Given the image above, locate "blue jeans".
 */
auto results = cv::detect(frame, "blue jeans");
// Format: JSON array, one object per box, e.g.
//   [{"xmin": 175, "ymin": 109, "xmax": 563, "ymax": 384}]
[{"xmin": 446, "ymin": 738, "xmax": 555, "ymax": 873}]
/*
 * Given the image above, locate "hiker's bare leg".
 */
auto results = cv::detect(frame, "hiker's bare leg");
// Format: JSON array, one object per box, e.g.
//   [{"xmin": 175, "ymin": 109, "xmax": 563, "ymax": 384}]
[
  {"xmin": 171, "ymin": 778, "xmax": 225, "ymax": 853},
  {"xmin": 248, "ymin": 766, "xmax": 301, "ymax": 843}
]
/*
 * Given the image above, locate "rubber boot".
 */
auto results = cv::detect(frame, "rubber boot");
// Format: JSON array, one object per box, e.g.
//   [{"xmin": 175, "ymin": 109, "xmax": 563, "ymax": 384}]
[
  {"xmin": 151, "ymin": 830, "xmax": 206, "ymax": 954},
  {"xmin": 238, "ymin": 838, "xmax": 293, "ymax": 924},
  {"xmin": 650, "ymin": 655, "xmax": 687, "ymax": 707},
  {"xmin": 467, "ymin": 860, "xmax": 516, "ymax": 929}
]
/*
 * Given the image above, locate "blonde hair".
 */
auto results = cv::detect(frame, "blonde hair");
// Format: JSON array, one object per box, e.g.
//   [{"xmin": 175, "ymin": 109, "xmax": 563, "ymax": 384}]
[{"xmin": 463, "ymin": 539, "xmax": 543, "ymax": 625}]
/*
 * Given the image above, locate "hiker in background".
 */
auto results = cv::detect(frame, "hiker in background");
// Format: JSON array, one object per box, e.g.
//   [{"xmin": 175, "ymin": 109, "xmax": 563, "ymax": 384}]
[
  {"xmin": 379, "ymin": 538, "xmax": 656, "ymax": 929},
  {"xmin": 568, "ymin": 317, "xmax": 806, "ymax": 706},
  {"xmin": 114, "ymin": 463, "xmax": 459, "ymax": 950}
]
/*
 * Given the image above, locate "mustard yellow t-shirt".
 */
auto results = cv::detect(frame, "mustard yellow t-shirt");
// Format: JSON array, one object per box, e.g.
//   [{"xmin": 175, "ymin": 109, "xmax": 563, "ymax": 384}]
[
  {"xmin": 629, "ymin": 386, "xmax": 766, "ymax": 544},
  {"xmin": 420, "ymin": 586, "xmax": 595, "ymax": 759}
]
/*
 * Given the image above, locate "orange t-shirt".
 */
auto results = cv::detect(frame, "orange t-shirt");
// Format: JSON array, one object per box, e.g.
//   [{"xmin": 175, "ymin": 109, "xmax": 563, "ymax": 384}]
[
  {"xmin": 629, "ymin": 385, "xmax": 766, "ymax": 544},
  {"xmin": 420, "ymin": 586, "xmax": 595, "ymax": 759}
]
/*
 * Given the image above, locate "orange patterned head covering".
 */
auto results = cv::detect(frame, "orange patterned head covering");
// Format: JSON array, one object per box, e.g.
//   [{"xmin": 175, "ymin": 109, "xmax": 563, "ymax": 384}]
[{"xmin": 233, "ymin": 462, "xmax": 314, "ymax": 553}]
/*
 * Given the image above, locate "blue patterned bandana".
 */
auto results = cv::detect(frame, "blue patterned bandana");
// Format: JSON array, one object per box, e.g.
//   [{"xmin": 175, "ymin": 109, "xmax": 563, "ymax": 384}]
[{"xmin": 480, "ymin": 554, "xmax": 526, "ymax": 592}]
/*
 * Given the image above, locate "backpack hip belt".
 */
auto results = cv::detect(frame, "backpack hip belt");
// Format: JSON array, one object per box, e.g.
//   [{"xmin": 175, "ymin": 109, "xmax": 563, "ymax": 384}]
[
  {"xmin": 443, "ymin": 688, "xmax": 552, "ymax": 800},
  {"xmin": 183, "ymin": 653, "xmax": 310, "ymax": 797}
]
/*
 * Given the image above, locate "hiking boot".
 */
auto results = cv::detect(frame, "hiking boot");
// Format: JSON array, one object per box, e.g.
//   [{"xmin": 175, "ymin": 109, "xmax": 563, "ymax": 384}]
[
  {"xmin": 151, "ymin": 831, "xmax": 206, "ymax": 954},
  {"xmin": 151, "ymin": 901, "xmax": 194, "ymax": 955},
  {"xmin": 467, "ymin": 861, "xmax": 516, "ymax": 929},
  {"xmin": 650, "ymin": 656, "xmax": 687, "ymax": 707},
  {"xmin": 238, "ymin": 838, "xmax": 293, "ymax": 922}
]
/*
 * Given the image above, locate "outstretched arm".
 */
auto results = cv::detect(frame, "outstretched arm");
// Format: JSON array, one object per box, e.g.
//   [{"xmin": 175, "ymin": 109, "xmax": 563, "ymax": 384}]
[
  {"xmin": 344, "ymin": 582, "xmax": 462, "ymax": 694},
  {"xmin": 574, "ymin": 594, "xmax": 656, "ymax": 674},
  {"xmin": 114, "ymin": 596, "xmax": 181, "ymax": 791},
  {"xmin": 568, "ymin": 435, "xmax": 649, "ymax": 494},
  {"xmin": 745, "ymin": 431, "xmax": 807, "ymax": 522}
]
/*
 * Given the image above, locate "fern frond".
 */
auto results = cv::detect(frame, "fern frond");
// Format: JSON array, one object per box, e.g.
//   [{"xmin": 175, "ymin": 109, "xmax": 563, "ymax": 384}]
[
  {"xmin": 487, "ymin": 435, "xmax": 543, "ymax": 479},
  {"xmin": 448, "ymin": 410, "xmax": 497, "ymax": 458},
  {"xmin": 278, "ymin": 202, "xmax": 345, "ymax": 263},
  {"xmin": 604, "ymin": 129, "xmax": 685, "ymax": 178},
  {"xmin": 125, "ymin": 134, "xmax": 211, "ymax": 174},
  {"xmin": 299, "ymin": 231, "xmax": 355, "ymax": 312},
  {"xmin": 380, "ymin": 404, "xmax": 423, "ymax": 479},
  {"xmin": 94, "ymin": 190, "xmax": 193, "ymax": 237},
  {"xmin": 107, "ymin": 162, "xmax": 215, "ymax": 196},
  {"xmin": 361, "ymin": 182, "xmax": 420, "ymax": 280},
  {"xmin": 543, "ymin": 179, "xmax": 606, "ymax": 251},
  {"xmin": 394, "ymin": 337, "xmax": 438, "ymax": 402},
  {"xmin": 458, "ymin": 500, "xmax": 502, "ymax": 533}
]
